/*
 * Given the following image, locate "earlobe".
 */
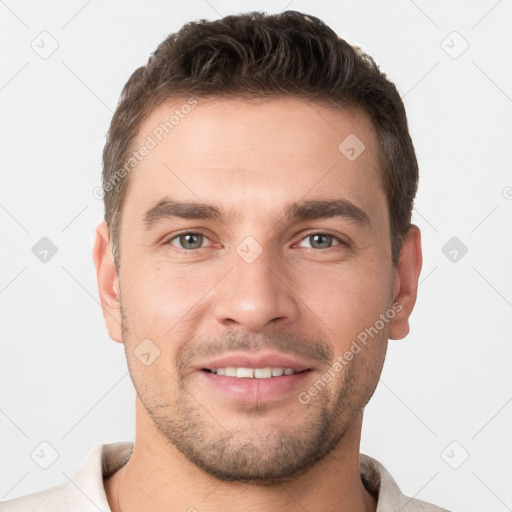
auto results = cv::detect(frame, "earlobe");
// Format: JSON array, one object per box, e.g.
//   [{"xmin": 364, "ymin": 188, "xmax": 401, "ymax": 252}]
[
  {"xmin": 388, "ymin": 225, "xmax": 423, "ymax": 340},
  {"xmin": 93, "ymin": 221, "xmax": 123, "ymax": 343}
]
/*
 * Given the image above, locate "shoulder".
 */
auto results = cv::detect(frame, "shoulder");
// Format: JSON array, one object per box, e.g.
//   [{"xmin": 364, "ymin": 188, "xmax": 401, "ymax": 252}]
[
  {"xmin": 0, "ymin": 483, "xmax": 69, "ymax": 512},
  {"xmin": 0, "ymin": 442, "xmax": 133, "ymax": 512},
  {"xmin": 360, "ymin": 453, "xmax": 452, "ymax": 512}
]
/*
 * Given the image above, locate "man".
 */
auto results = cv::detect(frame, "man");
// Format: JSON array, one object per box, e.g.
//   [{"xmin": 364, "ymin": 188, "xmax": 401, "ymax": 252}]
[{"xmin": 1, "ymin": 10, "xmax": 450, "ymax": 512}]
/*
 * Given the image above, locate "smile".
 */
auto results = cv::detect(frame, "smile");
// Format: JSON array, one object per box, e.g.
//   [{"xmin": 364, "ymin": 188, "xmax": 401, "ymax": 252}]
[{"xmin": 204, "ymin": 367, "xmax": 303, "ymax": 378}]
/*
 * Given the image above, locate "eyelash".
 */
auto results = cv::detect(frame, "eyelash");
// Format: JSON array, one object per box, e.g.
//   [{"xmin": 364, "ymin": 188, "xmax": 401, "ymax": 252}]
[{"xmin": 165, "ymin": 230, "xmax": 348, "ymax": 251}]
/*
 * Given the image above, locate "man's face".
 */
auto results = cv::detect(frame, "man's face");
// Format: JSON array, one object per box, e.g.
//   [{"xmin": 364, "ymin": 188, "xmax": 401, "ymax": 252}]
[{"xmin": 112, "ymin": 97, "xmax": 399, "ymax": 483}]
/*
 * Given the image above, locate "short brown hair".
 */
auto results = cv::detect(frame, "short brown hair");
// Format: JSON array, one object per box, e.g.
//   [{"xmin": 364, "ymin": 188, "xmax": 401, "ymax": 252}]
[{"xmin": 102, "ymin": 10, "xmax": 418, "ymax": 269}]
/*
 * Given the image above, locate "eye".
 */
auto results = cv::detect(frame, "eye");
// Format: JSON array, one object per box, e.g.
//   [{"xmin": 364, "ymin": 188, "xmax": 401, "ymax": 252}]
[
  {"xmin": 168, "ymin": 232, "xmax": 210, "ymax": 250},
  {"xmin": 297, "ymin": 233, "xmax": 344, "ymax": 250}
]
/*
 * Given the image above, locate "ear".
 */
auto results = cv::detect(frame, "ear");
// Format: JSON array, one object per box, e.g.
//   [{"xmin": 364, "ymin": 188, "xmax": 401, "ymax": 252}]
[
  {"xmin": 92, "ymin": 221, "xmax": 123, "ymax": 343},
  {"xmin": 389, "ymin": 225, "xmax": 423, "ymax": 340}
]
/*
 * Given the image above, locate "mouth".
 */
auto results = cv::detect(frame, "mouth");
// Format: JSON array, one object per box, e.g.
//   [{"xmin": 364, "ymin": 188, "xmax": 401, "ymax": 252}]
[
  {"xmin": 196, "ymin": 352, "xmax": 314, "ymax": 402},
  {"xmin": 202, "ymin": 366, "xmax": 308, "ymax": 378}
]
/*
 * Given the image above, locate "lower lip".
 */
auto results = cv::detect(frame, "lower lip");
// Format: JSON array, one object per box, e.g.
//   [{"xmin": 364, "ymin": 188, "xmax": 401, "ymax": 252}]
[{"xmin": 199, "ymin": 370, "xmax": 312, "ymax": 402}]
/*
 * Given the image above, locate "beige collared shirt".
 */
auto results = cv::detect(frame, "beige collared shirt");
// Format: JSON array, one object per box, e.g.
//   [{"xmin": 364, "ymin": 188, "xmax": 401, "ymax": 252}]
[{"xmin": 0, "ymin": 442, "xmax": 450, "ymax": 511}]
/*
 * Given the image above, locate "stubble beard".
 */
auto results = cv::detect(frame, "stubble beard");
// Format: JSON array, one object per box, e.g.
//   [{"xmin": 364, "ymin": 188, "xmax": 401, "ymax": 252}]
[{"xmin": 121, "ymin": 304, "xmax": 385, "ymax": 485}]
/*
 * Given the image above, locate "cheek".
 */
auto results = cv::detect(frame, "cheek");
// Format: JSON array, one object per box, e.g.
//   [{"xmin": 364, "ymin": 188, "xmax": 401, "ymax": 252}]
[
  {"xmin": 297, "ymin": 262, "xmax": 393, "ymax": 346},
  {"xmin": 119, "ymin": 261, "xmax": 226, "ymax": 371}
]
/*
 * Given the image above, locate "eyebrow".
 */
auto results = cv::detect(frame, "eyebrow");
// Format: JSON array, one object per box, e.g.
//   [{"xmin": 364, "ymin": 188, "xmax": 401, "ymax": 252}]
[
  {"xmin": 143, "ymin": 199, "xmax": 223, "ymax": 228},
  {"xmin": 285, "ymin": 199, "xmax": 370, "ymax": 226},
  {"xmin": 143, "ymin": 197, "xmax": 371, "ymax": 229}
]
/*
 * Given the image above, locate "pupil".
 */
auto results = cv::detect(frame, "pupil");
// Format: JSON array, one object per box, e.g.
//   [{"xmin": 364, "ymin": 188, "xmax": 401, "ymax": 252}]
[
  {"xmin": 182, "ymin": 233, "xmax": 202, "ymax": 249},
  {"xmin": 312, "ymin": 234, "xmax": 331, "ymax": 248}
]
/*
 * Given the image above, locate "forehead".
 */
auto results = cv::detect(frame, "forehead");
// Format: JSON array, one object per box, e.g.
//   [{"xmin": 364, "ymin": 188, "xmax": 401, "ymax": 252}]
[{"xmin": 123, "ymin": 96, "xmax": 386, "ymax": 225}]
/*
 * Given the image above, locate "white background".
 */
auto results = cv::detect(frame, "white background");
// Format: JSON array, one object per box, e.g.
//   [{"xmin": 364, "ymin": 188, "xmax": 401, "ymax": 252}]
[{"xmin": 1, "ymin": 1, "xmax": 511, "ymax": 511}]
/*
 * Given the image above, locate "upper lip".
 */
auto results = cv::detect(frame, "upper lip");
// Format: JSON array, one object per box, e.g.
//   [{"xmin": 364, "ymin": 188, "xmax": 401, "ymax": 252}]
[{"xmin": 195, "ymin": 351, "xmax": 313, "ymax": 372}]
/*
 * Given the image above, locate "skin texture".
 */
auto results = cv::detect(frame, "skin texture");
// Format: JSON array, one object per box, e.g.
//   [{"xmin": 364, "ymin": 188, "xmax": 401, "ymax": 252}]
[{"xmin": 94, "ymin": 97, "xmax": 422, "ymax": 512}]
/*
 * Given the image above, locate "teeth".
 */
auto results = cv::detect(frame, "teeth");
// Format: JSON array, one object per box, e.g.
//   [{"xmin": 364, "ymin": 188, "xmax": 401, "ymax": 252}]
[
  {"xmin": 225, "ymin": 367, "xmax": 237, "ymax": 377},
  {"xmin": 236, "ymin": 367, "xmax": 254, "ymax": 378},
  {"xmin": 254, "ymin": 367, "xmax": 272, "ymax": 379},
  {"xmin": 211, "ymin": 367, "xmax": 297, "ymax": 378}
]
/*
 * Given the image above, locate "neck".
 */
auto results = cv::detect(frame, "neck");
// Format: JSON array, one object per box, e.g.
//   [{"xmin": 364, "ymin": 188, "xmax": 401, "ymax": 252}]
[{"xmin": 104, "ymin": 403, "xmax": 376, "ymax": 512}]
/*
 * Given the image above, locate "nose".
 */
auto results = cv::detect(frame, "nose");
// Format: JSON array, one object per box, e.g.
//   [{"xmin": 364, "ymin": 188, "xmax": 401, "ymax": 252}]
[{"xmin": 212, "ymin": 249, "xmax": 300, "ymax": 333}]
